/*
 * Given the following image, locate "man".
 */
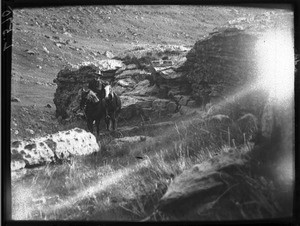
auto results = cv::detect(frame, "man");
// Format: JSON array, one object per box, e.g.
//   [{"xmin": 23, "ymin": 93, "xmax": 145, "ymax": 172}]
[{"xmin": 88, "ymin": 77, "xmax": 105, "ymax": 99}]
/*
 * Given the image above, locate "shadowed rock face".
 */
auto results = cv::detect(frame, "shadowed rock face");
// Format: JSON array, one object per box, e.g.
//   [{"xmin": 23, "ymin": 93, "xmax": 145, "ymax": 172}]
[
  {"xmin": 182, "ymin": 28, "xmax": 259, "ymax": 104},
  {"xmin": 53, "ymin": 65, "xmax": 102, "ymax": 119},
  {"xmin": 11, "ymin": 128, "xmax": 99, "ymax": 171}
]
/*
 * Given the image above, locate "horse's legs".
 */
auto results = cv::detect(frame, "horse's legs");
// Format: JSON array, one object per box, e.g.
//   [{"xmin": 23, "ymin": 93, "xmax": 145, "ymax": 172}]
[
  {"xmin": 105, "ymin": 116, "xmax": 110, "ymax": 131},
  {"xmin": 112, "ymin": 112, "xmax": 116, "ymax": 131},
  {"xmin": 87, "ymin": 119, "xmax": 93, "ymax": 134},
  {"xmin": 95, "ymin": 119, "xmax": 100, "ymax": 137}
]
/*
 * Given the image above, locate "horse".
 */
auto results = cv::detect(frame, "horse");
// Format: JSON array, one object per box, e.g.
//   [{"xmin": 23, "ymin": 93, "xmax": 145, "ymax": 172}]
[
  {"xmin": 80, "ymin": 88, "xmax": 105, "ymax": 136},
  {"xmin": 103, "ymin": 84, "xmax": 122, "ymax": 131}
]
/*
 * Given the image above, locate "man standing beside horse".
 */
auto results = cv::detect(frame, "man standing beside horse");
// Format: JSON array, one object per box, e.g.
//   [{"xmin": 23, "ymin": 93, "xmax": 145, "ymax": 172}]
[{"xmin": 81, "ymin": 77, "xmax": 121, "ymax": 134}]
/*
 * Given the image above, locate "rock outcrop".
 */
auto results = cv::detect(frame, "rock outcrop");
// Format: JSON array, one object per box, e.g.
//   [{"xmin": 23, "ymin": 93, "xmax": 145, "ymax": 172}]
[
  {"xmin": 180, "ymin": 27, "xmax": 267, "ymax": 115},
  {"xmin": 178, "ymin": 13, "xmax": 288, "ymax": 119},
  {"xmin": 53, "ymin": 45, "xmax": 194, "ymax": 123},
  {"xmin": 53, "ymin": 60, "xmax": 124, "ymax": 120},
  {"xmin": 11, "ymin": 128, "xmax": 99, "ymax": 171},
  {"xmin": 155, "ymin": 149, "xmax": 285, "ymax": 220}
]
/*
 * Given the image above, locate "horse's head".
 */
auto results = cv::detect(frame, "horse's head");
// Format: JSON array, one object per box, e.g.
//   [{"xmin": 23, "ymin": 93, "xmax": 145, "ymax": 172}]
[
  {"xmin": 80, "ymin": 88, "xmax": 100, "ymax": 109},
  {"xmin": 104, "ymin": 84, "xmax": 114, "ymax": 102}
]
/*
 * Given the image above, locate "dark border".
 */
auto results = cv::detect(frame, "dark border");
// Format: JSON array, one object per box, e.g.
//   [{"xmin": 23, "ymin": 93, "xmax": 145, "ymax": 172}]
[
  {"xmin": 2, "ymin": 0, "xmax": 299, "ymax": 225},
  {"xmin": 2, "ymin": 0, "xmax": 13, "ymax": 224}
]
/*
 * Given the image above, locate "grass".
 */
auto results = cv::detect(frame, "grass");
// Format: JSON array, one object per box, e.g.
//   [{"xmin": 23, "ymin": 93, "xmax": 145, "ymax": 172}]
[
  {"xmin": 12, "ymin": 106, "xmax": 267, "ymax": 221},
  {"xmin": 11, "ymin": 94, "xmax": 292, "ymax": 221}
]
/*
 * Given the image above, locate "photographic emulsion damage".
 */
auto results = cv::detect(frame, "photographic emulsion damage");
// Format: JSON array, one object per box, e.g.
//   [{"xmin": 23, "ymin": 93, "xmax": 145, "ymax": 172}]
[{"xmin": 7, "ymin": 4, "xmax": 295, "ymax": 222}]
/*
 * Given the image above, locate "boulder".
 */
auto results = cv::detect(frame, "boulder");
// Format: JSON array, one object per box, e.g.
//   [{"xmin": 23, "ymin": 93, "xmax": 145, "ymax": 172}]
[
  {"xmin": 158, "ymin": 151, "xmax": 246, "ymax": 218},
  {"xmin": 11, "ymin": 128, "xmax": 99, "ymax": 171},
  {"xmin": 182, "ymin": 27, "xmax": 261, "ymax": 107},
  {"xmin": 119, "ymin": 96, "xmax": 156, "ymax": 120}
]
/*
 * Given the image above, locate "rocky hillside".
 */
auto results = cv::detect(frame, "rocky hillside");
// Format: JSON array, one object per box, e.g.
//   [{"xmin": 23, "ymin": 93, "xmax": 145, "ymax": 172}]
[
  {"xmin": 52, "ymin": 9, "xmax": 293, "ymax": 127},
  {"xmin": 11, "ymin": 6, "xmax": 286, "ymax": 106},
  {"xmin": 9, "ymin": 5, "xmax": 294, "ymax": 222},
  {"xmin": 11, "ymin": 6, "xmax": 292, "ymax": 141}
]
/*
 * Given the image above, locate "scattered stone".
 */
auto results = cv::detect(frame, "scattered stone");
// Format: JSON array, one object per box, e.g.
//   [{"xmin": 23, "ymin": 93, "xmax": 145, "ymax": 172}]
[
  {"xmin": 25, "ymin": 129, "xmax": 35, "ymax": 135},
  {"xmin": 45, "ymin": 104, "xmax": 52, "ymax": 108},
  {"xmin": 43, "ymin": 46, "xmax": 49, "ymax": 54},
  {"xmin": 25, "ymin": 49, "xmax": 35, "ymax": 55},
  {"xmin": 11, "ymin": 97, "xmax": 21, "ymax": 102},
  {"xmin": 103, "ymin": 50, "xmax": 114, "ymax": 58},
  {"xmin": 63, "ymin": 32, "xmax": 72, "ymax": 37}
]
